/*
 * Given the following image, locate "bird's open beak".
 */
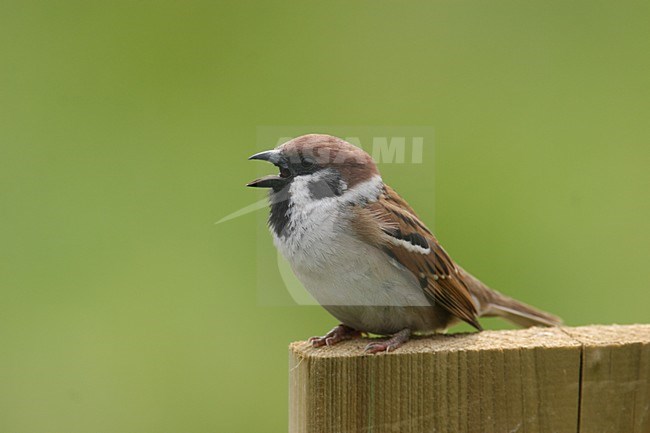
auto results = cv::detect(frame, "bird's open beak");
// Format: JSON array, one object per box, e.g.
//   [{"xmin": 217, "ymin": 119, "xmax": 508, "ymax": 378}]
[
  {"xmin": 248, "ymin": 150, "xmax": 280, "ymax": 164},
  {"xmin": 246, "ymin": 150, "xmax": 288, "ymax": 188}
]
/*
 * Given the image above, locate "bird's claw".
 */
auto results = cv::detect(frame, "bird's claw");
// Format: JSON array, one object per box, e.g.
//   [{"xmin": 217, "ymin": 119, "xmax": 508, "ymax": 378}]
[
  {"xmin": 308, "ymin": 336, "xmax": 334, "ymax": 347},
  {"xmin": 309, "ymin": 324, "xmax": 361, "ymax": 348},
  {"xmin": 363, "ymin": 328, "xmax": 411, "ymax": 354},
  {"xmin": 364, "ymin": 342, "xmax": 397, "ymax": 354}
]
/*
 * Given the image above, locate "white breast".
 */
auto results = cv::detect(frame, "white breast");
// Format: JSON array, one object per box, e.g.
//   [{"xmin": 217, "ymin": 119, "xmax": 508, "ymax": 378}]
[{"xmin": 270, "ymin": 175, "xmax": 437, "ymax": 333}]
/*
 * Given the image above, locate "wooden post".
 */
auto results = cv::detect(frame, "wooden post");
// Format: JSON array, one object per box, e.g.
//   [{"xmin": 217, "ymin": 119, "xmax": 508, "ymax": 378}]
[
  {"xmin": 565, "ymin": 325, "xmax": 650, "ymax": 433},
  {"xmin": 289, "ymin": 325, "xmax": 649, "ymax": 433}
]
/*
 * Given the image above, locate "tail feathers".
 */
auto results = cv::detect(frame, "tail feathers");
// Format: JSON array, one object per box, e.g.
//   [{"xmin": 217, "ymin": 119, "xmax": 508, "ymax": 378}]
[
  {"xmin": 482, "ymin": 296, "xmax": 563, "ymax": 328},
  {"xmin": 457, "ymin": 266, "xmax": 563, "ymax": 328}
]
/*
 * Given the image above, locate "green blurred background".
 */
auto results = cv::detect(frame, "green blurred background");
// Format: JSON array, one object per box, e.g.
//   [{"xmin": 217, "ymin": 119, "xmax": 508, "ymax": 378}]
[{"xmin": 1, "ymin": 1, "xmax": 649, "ymax": 432}]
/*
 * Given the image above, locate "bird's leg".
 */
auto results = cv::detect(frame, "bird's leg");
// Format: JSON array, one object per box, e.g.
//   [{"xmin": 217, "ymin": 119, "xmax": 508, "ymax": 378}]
[
  {"xmin": 364, "ymin": 328, "xmax": 411, "ymax": 354},
  {"xmin": 309, "ymin": 324, "xmax": 361, "ymax": 348}
]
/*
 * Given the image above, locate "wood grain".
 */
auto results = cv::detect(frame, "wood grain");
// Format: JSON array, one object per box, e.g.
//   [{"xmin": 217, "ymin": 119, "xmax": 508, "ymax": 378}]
[
  {"xmin": 564, "ymin": 325, "xmax": 650, "ymax": 433},
  {"xmin": 289, "ymin": 325, "xmax": 649, "ymax": 433}
]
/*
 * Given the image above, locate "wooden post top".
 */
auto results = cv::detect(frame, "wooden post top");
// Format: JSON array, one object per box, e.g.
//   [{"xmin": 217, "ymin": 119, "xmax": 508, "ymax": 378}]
[
  {"xmin": 289, "ymin": 324, "xmax": 650, "ymax": 433},
  {"xmin": 290, "ymin": 324, "xmax": 650, "ymax": 359}
]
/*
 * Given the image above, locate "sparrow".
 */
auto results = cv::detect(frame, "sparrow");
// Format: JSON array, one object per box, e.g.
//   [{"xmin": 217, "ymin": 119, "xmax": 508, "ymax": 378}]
[{"xmin": 247, "ymin": 134, "xmax": 562, "ymax": 353}]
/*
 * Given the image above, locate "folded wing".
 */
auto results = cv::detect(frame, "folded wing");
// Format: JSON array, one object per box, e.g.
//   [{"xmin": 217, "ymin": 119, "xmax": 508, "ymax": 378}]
[{"xmin": 352, "ymin": 185, "xmax": 482, "ymax": 330}]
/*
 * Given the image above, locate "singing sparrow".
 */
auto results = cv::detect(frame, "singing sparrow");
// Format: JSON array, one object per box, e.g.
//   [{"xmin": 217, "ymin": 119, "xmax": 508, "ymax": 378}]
[{"xmin": 247, "ymin": 134, "xmax": 561, "ymax": 353}]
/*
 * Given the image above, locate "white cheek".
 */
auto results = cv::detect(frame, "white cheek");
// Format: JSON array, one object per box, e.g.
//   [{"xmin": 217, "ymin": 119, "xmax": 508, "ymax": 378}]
[
  {"xmin": 342, "ymin": 175, "xmax": 383, "ymax": 204},
  {"xmin": 272, "ymin": 173, "xmax": 385, "ymax": 264},
  {"xmin": 288, "ymin": 175, "xmax": 318, "ymax": 207}
]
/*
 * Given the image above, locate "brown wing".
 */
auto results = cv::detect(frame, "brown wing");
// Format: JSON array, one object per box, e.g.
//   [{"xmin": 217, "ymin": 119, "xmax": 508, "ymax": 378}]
[{"xmin": 352, "ymin": 185, "xmax": 482, "ymax": 330}]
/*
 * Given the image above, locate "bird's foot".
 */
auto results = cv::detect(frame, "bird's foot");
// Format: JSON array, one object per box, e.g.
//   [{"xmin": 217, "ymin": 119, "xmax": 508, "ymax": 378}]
[
  {"xmin": 309, "ymin": 324, "xmax": 361, "ymax": 348},
  {"xmin": 364, "ymin": 328, "xmax": 411, "ymax": 354}
]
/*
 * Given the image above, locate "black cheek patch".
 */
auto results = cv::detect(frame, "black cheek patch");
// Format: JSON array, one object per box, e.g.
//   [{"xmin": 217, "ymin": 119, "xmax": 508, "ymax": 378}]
[
  {"xmin": 308, "ymin": 173, "xmax": 343, "ymax": 199},
  {"xmin": 308, "ymin": 181, "xmax": 339, "ymax": 199}
]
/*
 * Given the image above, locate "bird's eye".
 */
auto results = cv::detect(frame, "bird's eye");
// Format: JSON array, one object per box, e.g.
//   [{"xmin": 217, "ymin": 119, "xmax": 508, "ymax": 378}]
[{"xmin": 301, "ymin": 158, "xmax": 314, "ymax": 168}]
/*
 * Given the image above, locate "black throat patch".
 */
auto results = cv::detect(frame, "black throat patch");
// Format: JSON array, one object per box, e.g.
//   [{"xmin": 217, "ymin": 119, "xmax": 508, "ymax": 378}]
[{"xmin": 268, "ymin": 187, "xmax": 291, "ymax": 236}]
